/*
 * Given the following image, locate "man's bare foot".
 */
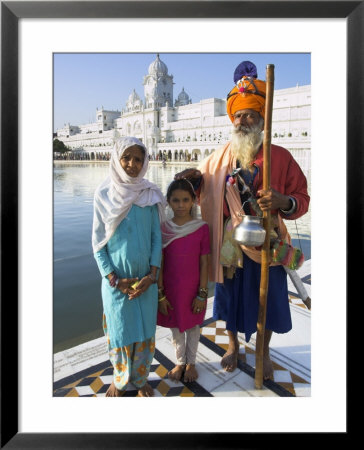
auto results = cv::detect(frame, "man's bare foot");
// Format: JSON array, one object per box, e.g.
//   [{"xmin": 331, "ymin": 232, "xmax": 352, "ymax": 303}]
[
  {"xmin": 168, "ymin": 364, "xmax": 185, "ymax": 382},
  {"xmin": 137, "ymin": 382, "xmax": 154, "ymax": 397},
  {"xmin": 106, "ymin": 381, "xmax": 124, "ymax": 397},
  {"xmin": 221, "ymin": 331, "xmax": 239, "ymax": 372},
  {"xmin": 184, "ymin": 364, "xmax": 198, "ymax": 382},
  {"xmin": 221, "ymin": 350, "xmax": 238, "ymax": 372},
  {"xmin": 263, "ymin": 354, "xmax": 274, "ymax": 381}
]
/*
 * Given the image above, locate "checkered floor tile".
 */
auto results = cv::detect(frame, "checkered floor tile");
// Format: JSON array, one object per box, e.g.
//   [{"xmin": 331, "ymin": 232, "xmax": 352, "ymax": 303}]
[
  {"xmin": 200, "ymin": 319, "xmax": 310, "ymax": 397},
  {"xmin": 53, "ymin": 348, "xmax": 212, "ymax": 397},
  {"xmin": 54, "ymin": 291, "xmax": 310, "ymax": 398},
  {"xmin": 54, "ymin": 319, "xmax": 310, "ymax": 397}
]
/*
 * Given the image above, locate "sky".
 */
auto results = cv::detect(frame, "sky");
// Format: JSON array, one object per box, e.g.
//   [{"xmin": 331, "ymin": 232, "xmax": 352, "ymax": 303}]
[{"xmin": 53, "ymin": 52, "xmax": 311, "ymax": 132}]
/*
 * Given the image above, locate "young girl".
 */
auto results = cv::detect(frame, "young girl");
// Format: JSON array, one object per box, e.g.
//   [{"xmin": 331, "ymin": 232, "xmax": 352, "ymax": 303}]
[
  {"xmin": 92, "ymin": 137, "xmax": 165, "ymax": 397},
  {"xmin": 157, "ymin": 179, "xmax": 210, "ymax": 383}
]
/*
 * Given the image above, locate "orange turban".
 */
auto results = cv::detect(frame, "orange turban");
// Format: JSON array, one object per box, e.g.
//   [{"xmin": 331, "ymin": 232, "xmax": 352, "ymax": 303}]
[{"xmin": 226, "ymin": 77, "xmax": 266, "ymax": 122}]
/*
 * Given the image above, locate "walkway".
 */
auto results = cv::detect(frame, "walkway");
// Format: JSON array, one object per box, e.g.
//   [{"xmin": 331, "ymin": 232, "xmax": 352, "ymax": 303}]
[{"xmin": 53, "ymin": 260, "xmax": 311, "ymax": 398}]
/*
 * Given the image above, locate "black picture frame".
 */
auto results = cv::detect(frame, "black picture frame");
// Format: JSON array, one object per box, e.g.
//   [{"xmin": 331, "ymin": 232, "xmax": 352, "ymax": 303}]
[{"xmin": 1, "ymin": 1, "xmax": 360, "ymax": 448}]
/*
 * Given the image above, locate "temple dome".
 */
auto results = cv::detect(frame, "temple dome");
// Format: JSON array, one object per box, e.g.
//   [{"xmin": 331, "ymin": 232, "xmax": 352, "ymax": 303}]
[
  {"xmin": 127, "ymin": 89, "xmax": 141, "ymax": 103},
  {"xmin": 126, "ymin": 89, "xmax": 142, "ymax": 111},
  {"xmin": 175, "ymin": 87, "xmax": 190, "ymax": 106},
  {"xmin": 177, "ymin": 87, "xmax": 189, "ymax": 102},
  {"xmin": 148, "ymin": 54, "xmax": 168, "ymax": 78}
]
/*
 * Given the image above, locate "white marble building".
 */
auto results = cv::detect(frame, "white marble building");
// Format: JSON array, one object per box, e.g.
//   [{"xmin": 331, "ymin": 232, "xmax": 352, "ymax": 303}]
[{"xmin": 55, "ymin": 54, "xmax": 310, "ymax": 168}]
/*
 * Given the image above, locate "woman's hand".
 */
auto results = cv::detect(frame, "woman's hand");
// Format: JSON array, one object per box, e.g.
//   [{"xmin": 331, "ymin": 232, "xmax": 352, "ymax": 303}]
[
  {"xmin": 116, "ymin": 278, "xmax": 139, "ymax": 295},
  {"xmin": 158, "ymin": 298, "xmax": 174, "ymax": 316},
  {"xmin": 192, "ymin": 297, "xmax": 206, "ymax": 314},
  {"xmin": 127, "ymin": 275, "xmax": 153, "ymax": 300}
]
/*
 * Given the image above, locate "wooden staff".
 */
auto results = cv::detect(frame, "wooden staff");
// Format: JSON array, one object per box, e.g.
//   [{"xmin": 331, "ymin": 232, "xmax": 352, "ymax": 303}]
[{"xmin": 255, "ymin": 64, "xmax": 275, "ymax": 389}]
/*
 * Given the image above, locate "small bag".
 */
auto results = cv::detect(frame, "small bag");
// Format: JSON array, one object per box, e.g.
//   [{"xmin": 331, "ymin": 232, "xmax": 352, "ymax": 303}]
[
  {"xmin": 270, "ymin": 239, "xmax": 304, "ymax": 270},
  {"xmin": 220, "ymin": 218, "xmax": 244, "ymax": 269}
]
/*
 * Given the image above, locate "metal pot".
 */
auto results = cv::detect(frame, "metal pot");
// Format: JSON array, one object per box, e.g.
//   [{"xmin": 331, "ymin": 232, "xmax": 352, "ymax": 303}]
[{"xmin": 233, "ymin": 215, "xmax": 266, "ymax": 246}]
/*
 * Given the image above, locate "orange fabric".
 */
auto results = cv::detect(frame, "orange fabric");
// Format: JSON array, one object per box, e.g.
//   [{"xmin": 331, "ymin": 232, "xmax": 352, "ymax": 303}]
[
  {"xmin": 227, "ymin": 77, "xmax": 266, "ymax": 122},
  {"xmin": 198, "ymin": 143, "xmax": 289, "ymax": 283}
]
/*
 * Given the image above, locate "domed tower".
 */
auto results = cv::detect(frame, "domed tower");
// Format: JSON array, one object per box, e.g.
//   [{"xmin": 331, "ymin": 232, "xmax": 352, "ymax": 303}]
[
  {"xmin": 143, "ymin": 54, "xmax": 174, "ymax": 109},
  {"xmin": 126, "ymin": 89, "xmax": 143, "ymax": 112},
  {"xmin": 175, "ymin": 87, "xmax": 191, "ymax": 106}
]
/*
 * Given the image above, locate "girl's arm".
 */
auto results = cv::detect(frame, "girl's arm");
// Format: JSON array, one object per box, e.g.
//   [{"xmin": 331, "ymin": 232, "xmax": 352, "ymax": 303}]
[
  {"xmin": 192, "ymin": 254, "xmax": 209, "ymax": 314},
  {"xmin": 199, "ymin": 254, "xmax": 208, "ymax": 291},
  {"xmin": 157, "ymin": 253, "xmax": 173, "ymax": 315},
  {"xmin": 157, "ymin": 253, "xmax": 164, "ymax": 290}
]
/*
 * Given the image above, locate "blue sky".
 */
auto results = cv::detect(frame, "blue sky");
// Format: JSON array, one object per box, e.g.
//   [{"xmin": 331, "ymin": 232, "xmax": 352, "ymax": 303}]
[{"xmin": 53, "ymin": 53, "xmax": 310, "ymax": 132}]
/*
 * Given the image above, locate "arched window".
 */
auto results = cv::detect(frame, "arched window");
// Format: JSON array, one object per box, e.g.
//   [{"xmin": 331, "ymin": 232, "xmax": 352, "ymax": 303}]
[{"xmin": 134, "ymin": 121, "xmax": 142, "ymax": 134}]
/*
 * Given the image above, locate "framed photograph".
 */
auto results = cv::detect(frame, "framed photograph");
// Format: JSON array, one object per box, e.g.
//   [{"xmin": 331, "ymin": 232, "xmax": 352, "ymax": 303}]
[{"xmin": 2, "ymin": 1, "xmax": 360, "ymax": 448}]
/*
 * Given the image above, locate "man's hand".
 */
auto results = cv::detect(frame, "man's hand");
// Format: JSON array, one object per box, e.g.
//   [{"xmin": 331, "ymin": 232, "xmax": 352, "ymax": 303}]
[
  {"xmin": 256, "ymin": 188, "xmax": 291, "ymax": 212},
  {"xmin": 158, "ymin": 298, "xmax": 174, "ymax": 316}
]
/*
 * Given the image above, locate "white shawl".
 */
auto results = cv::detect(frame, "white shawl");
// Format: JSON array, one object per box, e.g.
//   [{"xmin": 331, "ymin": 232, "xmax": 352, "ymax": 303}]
[
  {"xmin": 92, "ymin": 137, "xmax": 166, "ymax": 253},
  {"xmin": 161, "ymin": 219, "xmax": 207, "ymax": 249}
]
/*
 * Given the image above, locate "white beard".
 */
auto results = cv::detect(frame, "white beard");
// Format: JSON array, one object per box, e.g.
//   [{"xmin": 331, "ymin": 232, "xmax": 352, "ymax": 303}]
[{"xmin": 230, "ymin": 122, "xmax": 263, "ymax": 172}]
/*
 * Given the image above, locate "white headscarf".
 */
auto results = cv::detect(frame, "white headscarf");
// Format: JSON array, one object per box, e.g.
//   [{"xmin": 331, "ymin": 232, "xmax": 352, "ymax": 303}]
[
  {"xmin": 92, "ymin": 137, "xmax": 166, "ymax": 253},
  {"xmin": 161, "ymin": 219, "xmax": 207, "ymax": 249}
]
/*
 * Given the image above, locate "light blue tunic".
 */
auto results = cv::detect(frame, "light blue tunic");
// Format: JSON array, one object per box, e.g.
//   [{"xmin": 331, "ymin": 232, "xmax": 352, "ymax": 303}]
[{"xmin": 94, "ymin": 204, "xmax": 162, "ymax": 348}]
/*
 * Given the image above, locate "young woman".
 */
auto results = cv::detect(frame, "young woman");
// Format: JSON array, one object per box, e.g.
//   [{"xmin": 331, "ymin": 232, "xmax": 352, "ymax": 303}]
[
  {"xmin": 157, "ymin": 179, "xmax": 210, "ymax": 383},
  {"xmin": 92, "ymin": 137, "xmax": 165, "ymax": 397}
]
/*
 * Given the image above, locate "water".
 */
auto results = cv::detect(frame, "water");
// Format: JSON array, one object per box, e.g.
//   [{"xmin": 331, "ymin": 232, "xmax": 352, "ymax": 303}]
[
  {"xmin": 53, "ymin": 163, "xmax": 196, "ymax": 352},
  {"xmin": 53, "ymin": 162, "xmax": 311, "ymax": 352}
]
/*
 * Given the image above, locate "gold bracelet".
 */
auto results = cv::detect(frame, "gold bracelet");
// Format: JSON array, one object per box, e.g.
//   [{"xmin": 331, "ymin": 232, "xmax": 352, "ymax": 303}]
[
  {"xmin": 199, "ymin": 287, "xmax": 208, "ymax": 295},
  {"xmin": 158, "ymin": 296, "xmax": 166, "ymax": 303}
]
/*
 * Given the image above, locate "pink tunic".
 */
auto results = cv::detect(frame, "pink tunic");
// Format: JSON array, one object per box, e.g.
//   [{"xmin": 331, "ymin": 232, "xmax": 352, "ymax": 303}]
[{"xmin": 157, "ymin": 223, "xmax": 210, "ymax": 332}]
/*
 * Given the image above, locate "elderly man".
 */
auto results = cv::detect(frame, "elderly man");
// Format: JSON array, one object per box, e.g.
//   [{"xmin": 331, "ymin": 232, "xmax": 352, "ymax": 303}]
[{"xmin": 176, "ymin": 61, "xmax": 310, "ymax": 380}]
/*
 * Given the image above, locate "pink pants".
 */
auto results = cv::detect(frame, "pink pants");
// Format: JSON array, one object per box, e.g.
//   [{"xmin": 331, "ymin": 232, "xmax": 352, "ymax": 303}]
[{"xmin": 170, "ymin": 325, "xmax": 200, "ymax": 365}]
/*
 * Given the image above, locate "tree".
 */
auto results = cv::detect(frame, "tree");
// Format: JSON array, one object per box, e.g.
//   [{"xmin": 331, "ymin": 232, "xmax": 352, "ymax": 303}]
[{"xmin": 53, "ymin": 139, "xmax": 68, "ymax": 154}]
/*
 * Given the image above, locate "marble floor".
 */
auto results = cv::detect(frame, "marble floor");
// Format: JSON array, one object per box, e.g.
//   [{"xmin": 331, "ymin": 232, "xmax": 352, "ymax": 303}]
[{"xmin": 53, "ymin": 260, "xmax": 311, "ymax": 398}]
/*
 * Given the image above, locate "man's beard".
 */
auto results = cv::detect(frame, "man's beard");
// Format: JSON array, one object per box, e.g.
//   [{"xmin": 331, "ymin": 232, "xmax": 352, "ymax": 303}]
[{"xmin": 230, "ymin": 120, "xmax": 264, "ymax": 172}]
